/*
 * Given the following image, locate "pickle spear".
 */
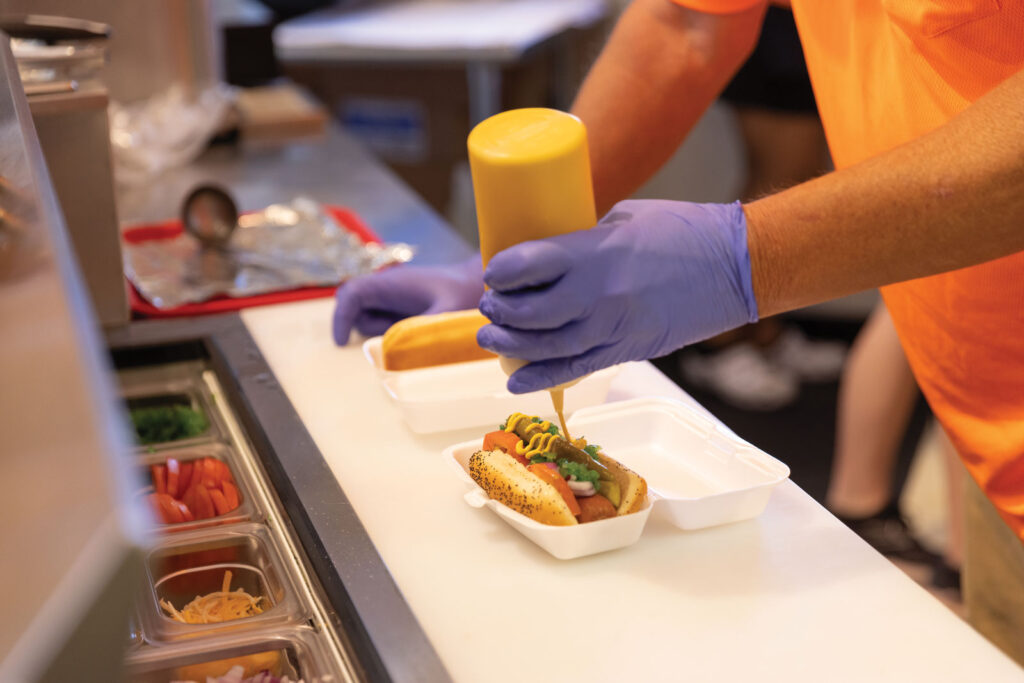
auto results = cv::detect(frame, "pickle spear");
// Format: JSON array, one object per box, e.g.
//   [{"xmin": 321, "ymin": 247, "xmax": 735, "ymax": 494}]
[{"xmin": 509, "ymin": 418, "xmax": 613, "ymax": 480}]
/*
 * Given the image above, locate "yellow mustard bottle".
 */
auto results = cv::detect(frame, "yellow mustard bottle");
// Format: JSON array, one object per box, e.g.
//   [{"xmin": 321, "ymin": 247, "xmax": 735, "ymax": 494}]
[
  {"xmin": 468, "ymin": 108, "xmax": 597, "ymax": 266},
  {"xmin": 467, "ymin": 108, "xmax": 598, "ymax": 440}
]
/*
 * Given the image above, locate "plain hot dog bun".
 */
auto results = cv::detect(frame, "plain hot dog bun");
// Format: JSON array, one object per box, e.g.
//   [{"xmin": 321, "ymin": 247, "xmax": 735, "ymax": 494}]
[
  {"xmin": 469, "ymin": 449, "xmax": 578, "ymax": 526},
  {"xmin": 381, "ymin": 309, "xmax": 496, "ymax": 371}
]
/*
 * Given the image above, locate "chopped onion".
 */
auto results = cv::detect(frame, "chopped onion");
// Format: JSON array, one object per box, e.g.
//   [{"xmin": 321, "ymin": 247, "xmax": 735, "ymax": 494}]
[{"xmin": 567, "ymin": 479, "xmax": 596, "ymax": 497}]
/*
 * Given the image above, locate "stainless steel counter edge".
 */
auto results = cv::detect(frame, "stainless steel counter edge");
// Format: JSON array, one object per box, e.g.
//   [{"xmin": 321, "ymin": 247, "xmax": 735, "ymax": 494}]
[{"xmin": 106, "ymin": 315, "xmax": 452, "ymax": 683}]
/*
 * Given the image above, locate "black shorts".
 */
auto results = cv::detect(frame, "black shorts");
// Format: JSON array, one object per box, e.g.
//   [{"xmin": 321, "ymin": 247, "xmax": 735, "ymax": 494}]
[{"xmin": 721, "ymin": 7, "xmax": 817, "ymax": 114}]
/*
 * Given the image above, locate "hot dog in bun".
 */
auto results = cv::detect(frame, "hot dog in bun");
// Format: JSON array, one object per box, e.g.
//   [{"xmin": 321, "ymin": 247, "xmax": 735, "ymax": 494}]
[{"xmin": 469, "ymin": 412, "xmax": 647, "ymax": 525}]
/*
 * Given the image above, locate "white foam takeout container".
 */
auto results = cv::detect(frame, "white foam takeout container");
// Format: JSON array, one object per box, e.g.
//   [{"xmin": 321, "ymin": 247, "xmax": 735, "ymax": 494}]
[
  {"xmin": 362, "ymin": 336, "xmax": 619, "ymax": 433},
  {"xmin": 443, "ymin": 396, "xmax": 791, "ymax": 559}
]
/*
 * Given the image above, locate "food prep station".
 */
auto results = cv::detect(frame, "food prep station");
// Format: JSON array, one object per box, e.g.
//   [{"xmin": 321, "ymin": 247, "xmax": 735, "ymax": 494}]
[
  {"xmin": 118, "ymin": 357, "xmax": 353, "ymax": 682},
  {"xmin": 3, "ymin": 27, "xmax": 1023, "ymax": 683}
]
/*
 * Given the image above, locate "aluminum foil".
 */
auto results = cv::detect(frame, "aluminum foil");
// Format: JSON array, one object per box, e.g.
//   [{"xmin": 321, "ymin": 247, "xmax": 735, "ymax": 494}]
[{"xmin": 124, "ymin": 197, "xmax": 414, "ymax": 309}]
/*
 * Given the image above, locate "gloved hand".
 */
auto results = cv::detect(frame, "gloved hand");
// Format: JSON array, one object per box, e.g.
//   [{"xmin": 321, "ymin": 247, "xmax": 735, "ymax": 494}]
[
  {"xmin": 477, "ymin": 200, "xmax": 759, "ymax": 393},
  {"xmin": 332, "ymin": 255, "xmax": 484, "ymax": 344}
]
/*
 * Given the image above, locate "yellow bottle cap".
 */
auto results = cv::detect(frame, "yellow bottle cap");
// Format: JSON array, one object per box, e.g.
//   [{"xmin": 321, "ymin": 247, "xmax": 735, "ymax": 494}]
[{"xmin": 468, "ymin": 108, "xmax": 596, "ymax": 267}]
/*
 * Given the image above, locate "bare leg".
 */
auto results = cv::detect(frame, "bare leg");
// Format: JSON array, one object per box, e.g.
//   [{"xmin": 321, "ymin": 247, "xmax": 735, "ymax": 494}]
[{"xmin": 826, "ymin": 304, "xmax": 918, "ymax": 517}]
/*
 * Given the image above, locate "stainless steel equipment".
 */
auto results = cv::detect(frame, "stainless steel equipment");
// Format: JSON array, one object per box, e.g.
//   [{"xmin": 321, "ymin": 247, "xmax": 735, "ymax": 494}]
[
  {"xmin": 5, "ymin": 15, "xmax": 130, "ymax": 326},
  {"xmin": 117, "ymin": 359, "xmax": 356, "ymax": 682},
  {"xmin": 0, "ymin": 24, "xmax": 447, "ymax": 682},
  {"xmin": 28, "ymin": 79, "xmax": 129, "ymax": 326},
  {"xmin": 0, "ymin": 30, "xmax": 145, "ymax": 682}
]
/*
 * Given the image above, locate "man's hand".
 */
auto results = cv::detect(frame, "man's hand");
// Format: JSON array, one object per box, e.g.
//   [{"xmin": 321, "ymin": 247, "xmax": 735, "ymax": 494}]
[
  {"xmin": 333, "ymin": 256, "xmax": 483, "ymax": 344},
  {"xmin": 477, "ymin": 200, "xmax": 758, "ymax": 392}
]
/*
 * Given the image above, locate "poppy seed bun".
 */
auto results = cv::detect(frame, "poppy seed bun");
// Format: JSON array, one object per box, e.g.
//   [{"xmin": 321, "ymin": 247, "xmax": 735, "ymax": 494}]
[
  {"xmin": 596, "ymin": 453, "xmax": 647, "ymax": 515},
  {"xmin": 469, "ymin": 449, "xmax": 578, "ymax": 526}
]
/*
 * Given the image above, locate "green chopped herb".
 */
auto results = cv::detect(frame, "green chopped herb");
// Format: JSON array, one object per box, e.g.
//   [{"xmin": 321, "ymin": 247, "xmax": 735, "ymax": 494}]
[
  {"xmin": 557, "ymin": 459, "xmax": 600, "ymax": 487},
  {"xmin": 584, "ymin": 444, "xmax": 601, "ymax": 459},
  {"xmin": 130, "ymin": 405, "xmax": 209, "ymax": 445},
  {"xmin": 499, "ymin": 423, "xmax": 507, "ymax": 431},
  {"xmin": 547, "ymin": 424, "xmax": 559, "ymax": 435},
  {"xmin": 529, "ymin": 452, "xmax": 557, "ymax": 464},
  {"xmin": 531, "ymin": 417, "xmax": 543, "ymax": 424}
]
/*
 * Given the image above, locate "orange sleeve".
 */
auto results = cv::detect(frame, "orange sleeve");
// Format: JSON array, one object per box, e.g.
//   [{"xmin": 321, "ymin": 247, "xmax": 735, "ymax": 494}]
[{"xmin": 670, "ymin": 0, "xmax": 764, "ymax": 13}]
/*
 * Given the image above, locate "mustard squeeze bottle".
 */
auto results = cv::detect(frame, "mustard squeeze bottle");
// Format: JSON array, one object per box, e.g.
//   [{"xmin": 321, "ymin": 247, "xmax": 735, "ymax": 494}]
[{"xmin": 467, "ymin": 108, "xmax": 598, "ymax": 440}]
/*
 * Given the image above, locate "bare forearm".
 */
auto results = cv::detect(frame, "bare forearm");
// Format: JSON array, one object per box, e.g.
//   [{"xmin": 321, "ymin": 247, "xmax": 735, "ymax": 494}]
[
  {"xmin": 746, "ymin": 67, "xmax": 1024, "ymax": 317},
  {"xmin": 572, "ymin": 0, "xmax": 765, "ymax": 215}
]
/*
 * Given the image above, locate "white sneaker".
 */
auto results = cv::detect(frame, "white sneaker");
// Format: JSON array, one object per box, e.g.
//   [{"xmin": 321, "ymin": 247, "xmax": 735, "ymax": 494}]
[
  {"xmin": 768, "ymin": 328, "xmax": 847, "ymax": 382},
  {"xmin": 680, "ymin": 343, "xmax": 799, "ymax": 411}
]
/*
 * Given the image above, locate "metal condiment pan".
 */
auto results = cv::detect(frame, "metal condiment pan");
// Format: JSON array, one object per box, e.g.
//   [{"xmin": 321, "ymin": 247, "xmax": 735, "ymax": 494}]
[
  {"xmin": 138, "ymin": 523, "xmax": 309, "ymax": 644},
  {"xmin": 124, "ymin": 626, "xmax": 341, "ymax": 682},
  {"xmin": 136, "ymin": 444, "xmax": 264, "ymax": 533},
  {"xmin": 120, "ymin": 361, "xmax": 227, "ymax": 451}
]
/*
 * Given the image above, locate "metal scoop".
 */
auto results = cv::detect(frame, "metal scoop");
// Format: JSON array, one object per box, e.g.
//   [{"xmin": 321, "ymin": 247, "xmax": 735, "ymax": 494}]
[
  {"xmin": 181, "ymin": 184, "xmax": 239, "ymax": 285},
  {"xmin": 182, "ymin": 184, "xmax": 238, "ymax": 248}
]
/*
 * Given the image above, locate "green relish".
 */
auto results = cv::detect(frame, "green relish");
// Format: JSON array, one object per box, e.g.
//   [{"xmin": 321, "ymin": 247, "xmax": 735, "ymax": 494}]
[{"xmin": 558, "ymin": 459, "xmax": 600, "ymax": 487}]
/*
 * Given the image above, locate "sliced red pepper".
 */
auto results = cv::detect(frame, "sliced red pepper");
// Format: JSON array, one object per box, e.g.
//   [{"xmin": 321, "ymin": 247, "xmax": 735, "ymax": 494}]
[{"xmin": 528, "ymin": 463, "xmax": 581, "ymax": 517}]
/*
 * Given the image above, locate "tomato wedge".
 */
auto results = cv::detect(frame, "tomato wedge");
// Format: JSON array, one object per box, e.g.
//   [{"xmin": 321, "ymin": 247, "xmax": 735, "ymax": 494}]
[
  {"xmin": 217, "ymin": 459, "xmax": 234, "ymax": 484},
  {"xmin": 483, "ymin": 431, "xmax": 530, "ymax": 466},
  {"xmin": 175, "ymin": 500, "xmax": 194, "ymax": 522},
  {"xmin": 193, "ymin": 484, "xmax": 215, "ymax": 520},
  {"xmin": 150, "ymin": 465, "xmax": 167, "ymax": 495},
  {"xmin": 146, "ymin": 493, "xmax": 166, "ymax": 523},
  {"xmin": 527, "ymin": 463, "xmax": 581, "ymax": 517},
  {"xmin": 148, "ymin": 493, "xmax": 182, "ymax": 524},
  {"xmin": 221, "ymin": 480, "xmax": 240, "ymax": 511},
  {"xmin": 161, "ymin": 494, "xmax": 184, "ymax": 524},
  {"xmin": 200, "ymin": 458, "xmax": 225, "ymax": 487},
  {"xmin": 178, "ymin": 461, "xmax": 194, "ymax": 493},
  {"xmin": 181, "ymin": 484, "xmax": 198, "ymax": 519},
  {"xmin": 165, "ymin": 458, "xmax": 180, "ymax": 498},
  {"xmin": 483, "ymin": 430, "xmax": 521, "ymax": 453},
  {"xmin": 209, "ymin": 488, "xmax": 231, "ymax": 516}
]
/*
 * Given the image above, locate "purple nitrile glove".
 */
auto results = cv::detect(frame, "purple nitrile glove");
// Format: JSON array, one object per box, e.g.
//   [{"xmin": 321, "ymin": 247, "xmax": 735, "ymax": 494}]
[
  {"xmin": 477, "ymin": 200, "xmax": 759, "ymax": 393},
  {"xmin": 332, "ymin": 254, "xmax": 484, "ymax": 345}
]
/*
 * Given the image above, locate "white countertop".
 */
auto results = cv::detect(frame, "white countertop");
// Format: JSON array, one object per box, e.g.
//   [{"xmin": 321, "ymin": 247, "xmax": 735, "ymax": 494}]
[{"xmin": 242, "ymin": 298, "xmax": 1021, "ymax": 682}]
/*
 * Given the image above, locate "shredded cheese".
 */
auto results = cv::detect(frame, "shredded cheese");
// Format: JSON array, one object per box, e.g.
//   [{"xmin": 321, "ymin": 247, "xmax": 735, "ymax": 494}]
[{"xmin": 160, "ymin": 570, "xmax": 266, "ymax": 624}]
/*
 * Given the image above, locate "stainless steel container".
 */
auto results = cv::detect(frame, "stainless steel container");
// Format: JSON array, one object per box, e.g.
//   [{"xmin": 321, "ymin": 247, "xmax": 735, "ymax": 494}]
[
  {"xmin": 139, "ymin": 523, "xmax": 308, "ymax": 643},
  {"xmin": 124, "ymin": 627, "xmax": 341, "ymax": 682},
  {"xmin": 137, "ymin": 444, "xmax": 264, "ymax": 532}
]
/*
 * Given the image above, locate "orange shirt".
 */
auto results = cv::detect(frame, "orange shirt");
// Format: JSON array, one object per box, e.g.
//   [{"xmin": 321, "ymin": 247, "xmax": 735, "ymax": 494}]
[{"xmin": 677, "ymin": 0, "xmax": 1024, "ymax": 537}]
